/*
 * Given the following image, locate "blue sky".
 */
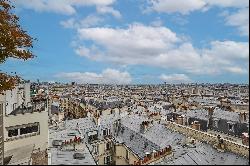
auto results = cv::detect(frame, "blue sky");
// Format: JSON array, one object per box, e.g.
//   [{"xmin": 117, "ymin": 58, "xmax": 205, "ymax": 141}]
[{"xmin": 1, "ymin": 0, "xmax": 249, "ymax": 84}]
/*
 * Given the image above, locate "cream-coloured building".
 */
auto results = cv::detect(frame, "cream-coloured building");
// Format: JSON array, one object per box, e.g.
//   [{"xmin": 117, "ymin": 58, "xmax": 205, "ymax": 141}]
[
  {"xmin": 4, "ymin": 108, "xmax": 48, "ymax": 152},
  {"xmin": 0, "ymin": 82, "xmax": 49, "ymax": 164}
]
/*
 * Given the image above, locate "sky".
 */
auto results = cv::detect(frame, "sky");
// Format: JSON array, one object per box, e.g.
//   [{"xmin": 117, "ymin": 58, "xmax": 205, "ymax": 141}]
[{"xmin": 1, "ymin": 0, "xmax": 249, "ymax": 84}]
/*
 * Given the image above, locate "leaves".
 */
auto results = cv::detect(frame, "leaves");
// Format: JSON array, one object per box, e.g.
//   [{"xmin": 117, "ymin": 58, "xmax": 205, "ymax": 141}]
[
  {"xmin": 0, "ymin": 0, "xmax": 35, "ymax": 93},
  {"xmin": 0, "ymin": 72, "xmax": 19, "ymax": 94}
]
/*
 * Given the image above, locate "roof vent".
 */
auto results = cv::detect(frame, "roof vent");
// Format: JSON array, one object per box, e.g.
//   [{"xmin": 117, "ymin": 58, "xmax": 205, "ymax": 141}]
[{"xmin": 52, "ymin": 140, "xmax": 62, "ymax": 147}]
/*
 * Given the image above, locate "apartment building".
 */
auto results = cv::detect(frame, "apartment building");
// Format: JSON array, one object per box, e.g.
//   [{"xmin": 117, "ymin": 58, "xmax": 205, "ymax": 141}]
[
  {"xmin": 48, "ymin": 122, "xmax": 96, "ymax": 165},
  {"xmin": 44, "ymin": 83, "xmax": 249, "ymax": 165},
  {"xmin": 0, "ymin": 82, "xmax": 49, "ymax": 164}
]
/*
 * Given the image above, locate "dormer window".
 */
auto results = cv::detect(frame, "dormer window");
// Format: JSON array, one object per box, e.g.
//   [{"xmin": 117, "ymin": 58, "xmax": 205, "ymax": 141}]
[
  {"xmin": 214, "ymin": 120, "xmax": 218, "ymax": 128},
  {"xmin": 103, "ymin": 128, "xmax": 110, "ymax": 136},
  {"xmin": 104, "ymin": 156, "xmax": 112, "ymax": 165},
  {"xmin": 106, "ymin": 142, "xmax": 112, "ymax": 151},
  {"xmin": 228, "ymin": 123, "xmax": 234, "ymax": 132},
  {"xmin": 93, "ymin": 145, "xmax": 99, "ymax": 154}
]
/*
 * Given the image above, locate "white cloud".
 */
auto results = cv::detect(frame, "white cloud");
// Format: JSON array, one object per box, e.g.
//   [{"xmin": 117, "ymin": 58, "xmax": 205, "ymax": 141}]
[
  {"xmin": 60, "ymin": 18, "xmax": 76, "ymax": 28},
  {"xmin": 75, "ymin": 46, "xmax": 91, "ymax": 58},
  {"xmin": 225, "ymin": 8, "xmax": 249, "ymax": 36},
  {"xmin": 147, "ymin": 0, "xmax": 249, "ymax": 14},
  {"xmin": 150, "ymin": 17, "xmax": 163, "ymax": 27},
  {"xmin": 14, "ymin": 0, "xmax": 117, "ymax": 15},
  {"xmin": 224, "ymin": 66, "xmax": 248, "ymax": 74},
  {"xmin": 77, "ymin": 24, "xmax": 180, "ymax": 57},
  {"xmin": 160, "ymin": 74, "xmax": 192, "ymax": 83},
  {"xmin": 147, "ymin": 0, "xmax": 207, "ymax": 15},
  {"xmin": 201, "ymin": 40, "xmax": 249, "ymax": 74},
  {"xmin": 147, "ymin": 0, "xmax": 249, "ymax": 36},
  {"xmin": 96, "ymin": 6, "xmax": 122, "ymax": 19},
  {"xmin": 75, "ymin": 24, "xmax": 249, "ymax": 75},
  {"xmin": 56, "ymin": 68, "xmax": 132, "ymax": 84},
  {"xmin": 204, "ymin": 0, "xmax": 249, "ymax": 8},
  {"xmin": 203, "ymin": 40, "xmax": 249, "ymax": 60},
  {"xmin": 60, "ymin": 15, "xmax": 104, "ymax": 29}
]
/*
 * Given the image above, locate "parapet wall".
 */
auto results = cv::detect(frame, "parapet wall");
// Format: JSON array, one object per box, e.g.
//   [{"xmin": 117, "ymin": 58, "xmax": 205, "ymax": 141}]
[{"xmin": 163, "ymin": 120, "xmax": 249, "ymax": 158}]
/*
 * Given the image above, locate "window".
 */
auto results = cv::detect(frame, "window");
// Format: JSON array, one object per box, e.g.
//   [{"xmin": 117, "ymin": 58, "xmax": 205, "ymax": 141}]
[
  {"xmin": 106, "ymin": 142, "xmax": 112, "ymax": 151},
  {"xmin": 88, "ymin": 134, "xmax": 98, "ymax": 143},
  {"xmin": 103, "ymin": 130, "xmax": 107, "ymax": 136},
  {"xmin": 8, "ymin": 129, "xmax": 18, "ymax": 137},
  {"xmin": 228, "ymin": 123, "xmax": 234, "ymax": 132},
  {"xmin": 13, "ymin": 103, "xmax": 17, "ymax": 111},
  {"xmin": 108, "ymin": 129, "xmax": 110, "ymax": 135},
  {"xmin": 20, "ymin": 125, "xmax": 38, "ymax": 135},
  {"xmin": 8, "ymin": 123, "xmax": 39, "ymax": 138},
  {"xmin": 104, "ymin": 156, "xmax": 112, "ymax": 165},
  {"xmin": 93, "ymin": 145, "xmax": 99, "ymax": 154},
  {"xmin": 126, "ymin": 150, "xmax": 129, "ymax": 160},
  {"xmin": 144, "ymin": 142, "xmax": 148, "ymax": 149},
  {"xmin": 214, "ymin": 120, "xmax": 218, "ymax": 128},
  {"xmin": 103, "ymin": 128, "xmax": 110, "ymax": 136}
]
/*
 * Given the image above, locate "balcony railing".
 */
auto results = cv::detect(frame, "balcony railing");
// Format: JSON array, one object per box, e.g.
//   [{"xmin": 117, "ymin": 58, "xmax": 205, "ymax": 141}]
[{"xmin": 8, "ymin": 101, "xmax": 47, "ymax": 116}]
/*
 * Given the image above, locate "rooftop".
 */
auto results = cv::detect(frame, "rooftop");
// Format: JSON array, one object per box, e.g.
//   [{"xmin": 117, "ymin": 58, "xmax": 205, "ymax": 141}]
[
  {"xmin": 212, "ymin": 108, "xmax": 240, "ymax": 122},
  {"xmin": 156, "ymin": 142, "xmax": 249, "ymax": 165},
  {"xmin": 49, "ymin": 120, "xmax": 96, "ymax": 165}
]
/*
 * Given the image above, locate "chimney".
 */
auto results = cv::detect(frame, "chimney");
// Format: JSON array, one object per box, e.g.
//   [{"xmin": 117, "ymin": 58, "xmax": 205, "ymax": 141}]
[
  {"xmin": 239, "ymin": 112, "xmax": 247, "ymax": 122},
  {"xmin": 140, "ymin": 121, "xmax": 148, "ymax": 133},
  {"xmin": 176, "ymin": 115, "xmax": 184, "ymax": 125},
  {"xmin": 208, "ymin": 107, "xmax": 214, "ymax": 118},
  {"xmin": 191, "ymin": 121, "xmax": 201, "ymax": 130},
  {"xmin": 242, "ymin": 133, "xmax": 249, "ymax": 146}
]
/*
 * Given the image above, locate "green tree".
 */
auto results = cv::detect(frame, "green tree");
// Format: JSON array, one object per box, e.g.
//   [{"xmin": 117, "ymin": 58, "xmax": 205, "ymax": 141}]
[{"xmin": 0, "ymin": 0, "xmax": 35, "ymax": 93}]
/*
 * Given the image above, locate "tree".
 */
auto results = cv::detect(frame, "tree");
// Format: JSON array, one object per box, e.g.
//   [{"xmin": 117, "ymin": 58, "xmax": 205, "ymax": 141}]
[{"xmin": 0, "ymin": 0, "xmax": 35, "ymax": 93}]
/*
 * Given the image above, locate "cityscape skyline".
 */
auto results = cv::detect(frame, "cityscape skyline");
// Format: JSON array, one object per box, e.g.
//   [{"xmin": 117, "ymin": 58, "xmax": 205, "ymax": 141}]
[
  {"xmin": 0, "ymin": 1, "xmax": 249, "ymax": 165},
  {"xmin": 1, "ymin": 0, "xmax": 249, "ymax": 84}
]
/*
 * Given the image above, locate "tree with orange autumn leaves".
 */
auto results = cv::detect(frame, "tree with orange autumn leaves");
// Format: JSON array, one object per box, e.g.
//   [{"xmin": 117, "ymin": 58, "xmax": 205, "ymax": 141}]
[{"xmin": 0, "ymin": 0, "xmax": 35, "ymax": 93}]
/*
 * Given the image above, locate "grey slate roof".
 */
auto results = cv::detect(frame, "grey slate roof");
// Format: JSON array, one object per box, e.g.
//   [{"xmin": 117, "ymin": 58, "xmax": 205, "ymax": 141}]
[
  {"xmin": 185, "ymin": 109, "xmax": 209, "ymax": 121},
  {"xmin": 114, "ymin": 115, "xmax": 184, "ymax": 159},
  {"xmin": 143, "ymin": 123, "xmax": 185, "ymax": 148},
  {"xmin": 49, "ymin": 119, "xmax": 96, "ymax": 165},
  {"xmin": 212, "ymin": 108, "xmax": 240, "ymax": 122},
  {"xmin": 156, "ymin": 142, "xmax": 249, "ymax": 165},
  {"xmin": 65, "ymin": 117, "xmax": 97, "ymax": 134},
  {"xmin": 50, "ymin": 144, "xmax": 96, "ymax": 165}
]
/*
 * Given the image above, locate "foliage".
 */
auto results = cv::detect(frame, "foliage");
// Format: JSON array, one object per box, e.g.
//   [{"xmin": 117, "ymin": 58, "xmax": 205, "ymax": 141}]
[{"xmin": 0, "ymin": 0, "xmax": 35, "ymax": 93}]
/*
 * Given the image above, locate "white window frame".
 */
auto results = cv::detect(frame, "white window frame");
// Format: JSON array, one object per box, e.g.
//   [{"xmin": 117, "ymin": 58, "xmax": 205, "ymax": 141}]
[
  {"xmin": 93, "ymin": 144, "xmax": 99, "ymax": 154},
  {"xmin": 104, "ymin": 156, "xmax": 112, "ymax": 165},
  {"xmin": 103, "ymin": 128, "xmax": 111, "ymax": 136},
  {"xmin": 214, "ymin": 120, "xmax": 218, "ymax": 128},
  {"xmin": 108, "ymin": 128, "xmax": 111, "ymax": 135}
]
